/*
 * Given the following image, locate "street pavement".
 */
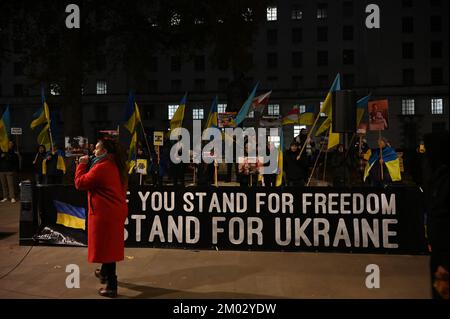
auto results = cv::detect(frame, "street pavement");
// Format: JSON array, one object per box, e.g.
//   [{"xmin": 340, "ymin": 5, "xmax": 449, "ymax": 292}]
[{"xmin": 0, "ymin": 201, "xmax": 431, "ymax": 299}]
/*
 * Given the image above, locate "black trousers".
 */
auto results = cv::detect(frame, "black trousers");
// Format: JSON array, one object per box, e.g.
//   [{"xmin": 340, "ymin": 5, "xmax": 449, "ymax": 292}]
[{"xmin": 101, "ymin": 262, "xmax": 117, "ymax": 289}]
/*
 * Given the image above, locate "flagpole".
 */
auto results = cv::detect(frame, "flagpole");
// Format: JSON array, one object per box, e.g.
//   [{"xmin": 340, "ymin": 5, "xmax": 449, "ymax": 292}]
[
  {"xmin": 137, "ymin": 105, "xmax": 152, "ymax": 163},
  {"xmin": 296, "ymin": 110, "xmax": 321, "ymax": 161},
  {"xmin": 307, "ymin": 130, "xmax": 328, "ymax": 186}
]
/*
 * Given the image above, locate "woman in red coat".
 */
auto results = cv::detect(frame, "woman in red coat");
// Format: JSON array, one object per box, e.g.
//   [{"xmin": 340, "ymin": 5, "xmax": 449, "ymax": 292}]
[{"xmin": 75, "ymin": 139, "xmax": 128, "ymax": 298}]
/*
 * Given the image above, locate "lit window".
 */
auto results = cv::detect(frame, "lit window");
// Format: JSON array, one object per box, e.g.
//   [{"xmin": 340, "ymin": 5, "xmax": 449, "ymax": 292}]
[
  {"xmin": 96, "ymin": 80, "xmax": 107, "ymax": 95},
  {"xmin": 268, "ymin": 104, "xmax": 280, "ymax": 116},
  {"xmin": 50, "ymin": 83, "xmax": 61, "ymax": 96},
  {"xmin": 431, "ymin": 98, "xmax": 443, "ymax": 114},
  {"xmin": 247, "ymin": 110, "xmax": 255, "ymax": 118},
  {"xmin": 401, "ymin": 99, "xmax": 415, "ymax": 115},
  {"xmin": 294, "ymin": 125, "xmax": 306, "ymax": 137},
  {"xmin": 268, "ymin": 135, "xmax": 281, "ymax": 148},
  {"xmin": 168, "ymin": 104, "xmax": 179, "ymax": 119},
  {"xmin": 192, "ymin": 108, "xmax": 204, "ymax": 120},
  {"xmin": 266, "ymin": 6, "xmax": 277, "ymax": 21},
  {"xmin": 242, "ymin": 8, "xmax": 253, "ymax": 22},
  {"xmin": 317, "ymin": 4, "xmax": 328, "ymax": 19},
  {"xmin": 171, "ymin": 13, "xmax": 181, "ymax": 26},
  {"xmin": 218, "ymin": 103, "xmax": 227, "ymax": 113},
  {"xmin": 291, "ymin": 6, "xmax": 303, "ymax": 20},
  {"xmin": 298, "ymin": 105, "xmax": 306, "ymax": 113}
]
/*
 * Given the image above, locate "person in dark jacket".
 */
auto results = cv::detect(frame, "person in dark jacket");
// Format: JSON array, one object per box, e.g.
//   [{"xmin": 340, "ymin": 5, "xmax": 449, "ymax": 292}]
[
  {"xmin": 284, "ymin": 141, "xmax": 309, "ymax": 187},
  {"xmin": 0, "ymin": 141, "xmax": 20, "ymax": 203},
  {"xmin": 263, "ymin": 143, "xmax": 278, "ymax": 187},
  {"xmin": 329, "ymin": 144, "xmax": 353, "ymax": 187},
  {"xmin": 43, "ymin": 146, "xmax": 66, "ymax": 184},
  {"xmin": 32, "ymin": 145, "xmax": 47, "ymax": 184}
]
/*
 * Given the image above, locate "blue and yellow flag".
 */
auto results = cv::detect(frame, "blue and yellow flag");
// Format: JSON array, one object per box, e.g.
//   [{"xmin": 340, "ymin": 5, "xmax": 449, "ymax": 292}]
[
  {"xmin": 356, "ymin": 94, "xmax": 370, "ymax": 126},
  {"xmin": 0, "ymin": 106, "xmax": 11, "ymax": 152},
  {"xmin": 54, "ymin": 200, "xmax": 86, "ymax": 230},
  {"xmin": 298, "ymin": 106, "xmax": 315, "ymax": 125},
  {"xmin": 123, "ymin": 92, "xmax": 142, "ymax": 133},
  {"xmin": 204, "ymin": 96, "xmax": 218, "ymax": 130},
  {"xmin": 128, "ymin": 131, "xmax": 137, "ymax": 173},
  {"xmin": 234, "ymin": 83, "xmax": 259, "ymax": 127},
  {"xmin": 30, "ymin": 101, "xmax": 50, "ymax": 130},
  {"xmin": 363, "ymin": 146, "xmax": 401, "ymax": 182},
  {"xmin": 170, "ymin": 93, "xmax": 187, "ymax": 131},
  {"xmin": 316, "ymin": 73, "xmax": 341, "ymax": 136}
]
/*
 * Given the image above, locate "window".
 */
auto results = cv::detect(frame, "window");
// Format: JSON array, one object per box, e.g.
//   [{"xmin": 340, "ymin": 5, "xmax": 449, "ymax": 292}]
[
  {"xmin": 94, "ymin": 104, "xmax": 109, "ymax": 121},
  {"xmin": 267, "ymin": 29, "xmax": 277, "ymax": 45},
  {"xmin": 402, "ymin": 17, "xmax": 414, "ymax": 33},
  {"xmin": 292, "ymin": 51, "xmax": 303, "ymax": 68},
  {"xmin": 96, "ymin": 80, "xmax": 107, "ymax": 94},
  {"xmin": 171, "ymin": 79, "xmax": 182, "ymax": 92},
  {"xmin": 268, "ymin": 135, "xmax": 281, "ymax": 148},
  {"xmin": 431, "ymin": 68, "xmax": 443, "ymax": 85},
  {"xmin": 430, "ymin": 41, "xmax": 442, "ymax": 58},
  {"xmin": 14, "ymin": 62, "xmax": 23, "ymax": 76},
  {"xmin": 430, "ymin": 16, "xmax": 442, "ymax": 32},
  {"xmin": 343, "ymin": 1, "xmax": 354, "ymax": 17},
  {"xmin": 292, "ymin": 76, "xmax": 303, "ymax": 90},
  {"xmin": 218, "ymin": 78, "xmax": 228, "ymax": 91},
  {"xmin": 343, "ymin": 74, "xmax": 355, "ymax": 88},
  {"xmin": 402, "ymin": 42, "xmax": 414, "ymax": 59},
  {"xmin": 168, "ymin": 104, "xmax": 179, "ymax": 120},
  {"xmin": 431, "ymin": 98, "xmax": 443, "ymax": 114},
  {"xmin": 247, "ymin": 110, "xmax": 254, "ymax": 118},
  {"xmin": 402, "ymin": 0, "xmax": 413, "ymax": 7},
  {"xmin": 343, "ymin": 50, "xmax": 354, "ymax": 65},
  {"xmin": 268, "ymin": 104, "xmax": 280, "ymax": 116},
  {"xmin": 291, "ymin": 5, "xmax": 303, "ymax": 20},
  {"xmin": 292, "ymin": 28, "xmax": 302, "ymax": 43},
  {"xmin": 218, "ymin": 104, "xmax": 227, "ymax": 113},
  {"xmin": 171, "ymin": 13, "xmax": 181, "ymax": 26},
  {"xmin": 194, "ymin": 78, "xmax": 205, "ymax": 91},
  {"xmin": 14, "ymin": 84, "xmax": 24, "ymax": 97},
  {"xmin": 148, "ymin": 80, "xmax": 158, "ymax": 93},
  {"xmin": 343, "ymin": 25, "xmax": 353, "ymax": 41},
  {"xmin": 294, "ymin": 125, "xmax": 307, "ymax": 138},
  {"xmin": 171, "ymin": 56, "xmax": 181, "ymax": 72},
  {"xmin": 432, "ymin": 122, "xmax": 446, "ymax": 132},
  {"xmin": 150, "ymin": 57, "xmax": 158, "ymax": 72},
  {"xmin": 192, "ymin": 108, "xmax": 204, "ymax": 120},
  {"xmin": 317, "ymin": 76, "xmax": 328, "ymax": 88},
  {"xmin": 194, "ymin": 55, "xmax": 205, "ymax": 71},
  {"xmin": 266, "ymin": 6, "xmax": 277, "ymax": 21},
  {"xmin": 317, "ymin": 3, "xmax": 328, "ymax": 19},
  {"xmin": 317, "ymin": 51, "xmax": 328, "ymax": 66},
  {"xmin": 403, "ymin": 69, "xmax": 415, "ymax": 85},
  {"xmin": 267, "ymin": 53, "xmax": 278, "ymax": 68},
  {"xmin": 402, "ymin": 99, "xmax": 415, "ymax": 115},
  {"xmin": 317, "ymin": 27, "xmax": 328, "ymax": 41},
  {"xmin": 50, "ymin": 83, "xmax": 61, "ymax": 96}
]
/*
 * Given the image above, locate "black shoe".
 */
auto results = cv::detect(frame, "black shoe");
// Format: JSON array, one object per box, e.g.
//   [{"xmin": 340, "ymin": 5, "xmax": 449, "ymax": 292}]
[
  {"xmin": 94, "ymin": 269, "xmax": 107, "ymax": 284},
  {"xmin": 98, "ymin": 287, "xmax": 117, "ymax": 298}
]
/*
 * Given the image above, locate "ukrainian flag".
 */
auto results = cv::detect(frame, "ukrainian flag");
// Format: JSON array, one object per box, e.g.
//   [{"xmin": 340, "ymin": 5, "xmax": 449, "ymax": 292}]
[
  {"xmin": 170, "ymin": 93, "xmax": 187, "ymax": 131},
  {"xmin": 363, "ymin": 146, "xmax": 401, "ymax": 182},
  {"xmin": 128, "ymin": 131, "xmax": 137, "ymax": 174},
  {"xmin": 356, "ymin": 95, "xmax": 370, "ymax": 126},
  {"xmin": 54, "ymin": 200, "xmax": 86, "ymax": 230},
  {"xmin": 316, "ymin": 73, "xmax": 341, "ymax": 136},
  {"xmin": 0, "ymin": 106, "xmax": 11, "ymax": 152},
  {"xmin": 234, "ymin": 83, "xmax": 259, "ymax": 127},
  {"xmin": 298, "ymin": 106, "xmax": 315, "ymax": 125},
  {"xmin": 204, "ymin": 96, "xmax": 218, "ymax": 130},
  {"xmin": 123, "ymin": 92, "xmax": 142, "ymax": 133}
]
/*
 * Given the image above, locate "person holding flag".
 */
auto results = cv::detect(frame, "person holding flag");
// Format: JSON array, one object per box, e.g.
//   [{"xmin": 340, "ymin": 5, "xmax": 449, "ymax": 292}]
[
  {"xmin": 364, "ymin": 137, "xmax": 401, "ymax": 187},
  {"xmin": 0, "ymin": 106, "xmax": 19, "ymax": 203}
]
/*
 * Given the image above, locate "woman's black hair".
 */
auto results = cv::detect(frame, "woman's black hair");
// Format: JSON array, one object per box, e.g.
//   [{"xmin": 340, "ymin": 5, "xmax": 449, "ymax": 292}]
[{"xmin": 99, "ymin": 138, "xmax": 128, "ymax": 187}]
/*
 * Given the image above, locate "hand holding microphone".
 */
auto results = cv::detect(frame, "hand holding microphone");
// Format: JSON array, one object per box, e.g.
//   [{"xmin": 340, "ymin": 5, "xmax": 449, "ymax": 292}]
[{"xmin": 79, "ymin": 155, "xmax": 89, "ymax": 165}]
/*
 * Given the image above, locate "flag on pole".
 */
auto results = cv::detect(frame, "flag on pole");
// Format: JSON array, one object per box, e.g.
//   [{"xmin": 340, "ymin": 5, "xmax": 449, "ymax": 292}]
[
  {"xmin": 251, "ymin": 90, "xmax": 271, "ymax": 114},
  {"xmin": 315, "ymin": 73, "xmax": 341, "ymax": 136},
  {"xmin": 170, "ymin": 93, "xmax": 187, "ymax": 131},
  {"xmin": 281, "ymin": 108, "xmax": 300, "ymax": 125},
  {"xmin": 0, "ymin": 106, "xmax": 11, "ymax": 152},
  {"xmin": 234, "ymin": 83, "xmax": 259, "ymax": 126},
  {"xmin": 123, "ymin": 92, "xmax": 142, "ymax": 133},
  {"xmin": 356, "ymin": 94, "xmax": 370, "ymax": 126},
  {"xmin": 299, "ymin": 106, "xmax": 315, "ymax": 125},
  {"xmin": 204, "ymin": 96, "xmax": 218, "ymax": 130}
]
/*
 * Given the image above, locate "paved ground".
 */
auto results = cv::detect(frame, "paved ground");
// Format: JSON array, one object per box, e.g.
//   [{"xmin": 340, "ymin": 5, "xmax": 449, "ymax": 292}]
[{"xmin": 0, "ymin": 201, "xmax": 431, "ymax": 299}]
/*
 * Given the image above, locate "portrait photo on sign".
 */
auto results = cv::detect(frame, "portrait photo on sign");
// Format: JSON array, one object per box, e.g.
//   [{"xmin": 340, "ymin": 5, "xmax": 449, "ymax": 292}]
[
  {"xmin": 65, "ymin": 136, "xmax": 89, "ymax": 157},
  {"xmin": 368, "ymin": 100, "xmax": 389, "ymax": 131}
]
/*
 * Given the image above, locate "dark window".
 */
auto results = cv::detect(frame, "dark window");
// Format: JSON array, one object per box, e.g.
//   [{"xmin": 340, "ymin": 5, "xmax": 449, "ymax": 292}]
[
  {"xmin": 430, "ymin": 41, "xmax": 442, "ymax": 58},
  {"xmin": 431, "ymin": 68, "xmax": 443, "ymax": 85},
  {"xmin": 194, "ymin": 78, "xmax": 205, "ymax": 91},
  {"xmin": 267, "ymin": 53, "xmax": 278, "ymax": 68},
  {"xmin": 14, "ymin": 84, "xmax": 24, "ymax": 96},
  {"xmin": 317, "ymin": 51, "xmax": 328, "ymax": 66},
  {"xmin": 14, "ymin": 62, "xmax": 23, "ymax": 76},
  {"xmin": 317, "ymin": 75, "xmax": 328, "ymax": 88},
  {"xmin": 171, "ymin": 56, "xmax": 181, "ymax": 72},
  {"xmin": 343, "ymin": 50, "xmax": 354, "ymax": 65},
  {"xmin": 194, "ymin": 55, "xmax": 205, "ymax": 71},
  {"xmin": 150, "ymin": 57, "xmax": 158, "ymax": 72},
  {"xmin": 430, "ymin": 0, "xmax": 442, "ymax": 7},
  {"xmin": 343, "ymin": 1, "xmax": 354, "ymax": 17},
  {"xmin": 402, "ymin": 17, "xmax": 414, "ymax": 33},
  {"xmin": 317, "ymin": 3, "xmax": 328, "ymax": 19},
  {"xmin": 218, "ymin": 78, "xmax": 228, "ymax": 91},
  {"xmin": 317, "ymin": 27, "xmax": 328, "ymax": 41},
  {"xmin": 402, "ymin": 42, "xmax": 414, "ymax": 59},
  {"xmin": 267, "ymin": 29, "xmax": 278, "ymax": 45},
  {"xmin": 148, "ymin": 80, "xmax": 158, "ymax": 93},
  {"xmin": 292, "ymin": 76, "xmax": 303, "ymax": 90},
  {"xmin": 402, "ymin": 0, "xmax": 413, "ymax": 7},
  {"xmin": 343, "ymin": 74, "xmax": 355, "ymax": 88},
  {"xmin": 292, "ymin": 51, "xmax": 303, "ymax": 68},
  {"xmin": 432, "ymin": 122, "xmax": 446, "ymax": 132},
  {"xmin": 291, "ymin": 5, "xmax": 303, "ymax": 20},
  {"xmin": 430, "ymin": 16, "xmax": 442, "ymax": 32},
  {"xmin": 343, "ymin": 25, "xmax": 353, "ymax": 41},
  {"xmin": 94, "ymin": 104, "xmax": 109, "ymax": 121},
  {"xmin": 292, "ymin": 28, "xmax": 302, "ymax": 43},
  {"xmin": 403, "ymin": 69, "xmax": 415, "ymax": 85},
  {"xmin": 171, "ymin": 79, "xmax": 182, "ymax": 92}
]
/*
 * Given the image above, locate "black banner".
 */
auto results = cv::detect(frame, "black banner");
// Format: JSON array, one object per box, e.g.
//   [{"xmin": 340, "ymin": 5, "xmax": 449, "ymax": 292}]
[{"xmin": 34, "ymin": 185, "xmax": 427, "ymax": 254}]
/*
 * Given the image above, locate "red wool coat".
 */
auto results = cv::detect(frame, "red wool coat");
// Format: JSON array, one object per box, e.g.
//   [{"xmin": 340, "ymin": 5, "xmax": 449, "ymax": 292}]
[{"xmin": 75, "ymin": 155, "xmax": 128, "ymax": 263}]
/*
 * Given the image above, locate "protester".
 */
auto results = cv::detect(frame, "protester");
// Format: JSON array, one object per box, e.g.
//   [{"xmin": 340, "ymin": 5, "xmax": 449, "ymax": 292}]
[
  {"xmin": 32, "ymin": 144, "xmax": 47, "ymax": 184},
  {"xmin": 284, "ymin": 141, "xmax": 309, "ymax": 186},
  {"xmin": 74, "ymin": 139, "xmax": 128, "ymax": 298},
  {"xmin": 0, "ymin": 141, "xmax": 19, "ymax": 203},
  {"xmin": 149, "ymin": 145, "xmax": 162, "ymax": 187},
  {"xmin": 42, "ymin": 145, "xmax": 66, "ymax": 184},
  {"xmin": 197, "ymin": 149, "xmax": 215, "ymax": 186},
  {"xmin": 329, "ymin": 144, "xmax": 352, "ymax": 187},
  {"xmin": 357, "ymin": 139, "xmax": 371, "ymax": 182},
  {"xmin": 363, "ymin": 137, "xmax": 401, "ymax": 187}
]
